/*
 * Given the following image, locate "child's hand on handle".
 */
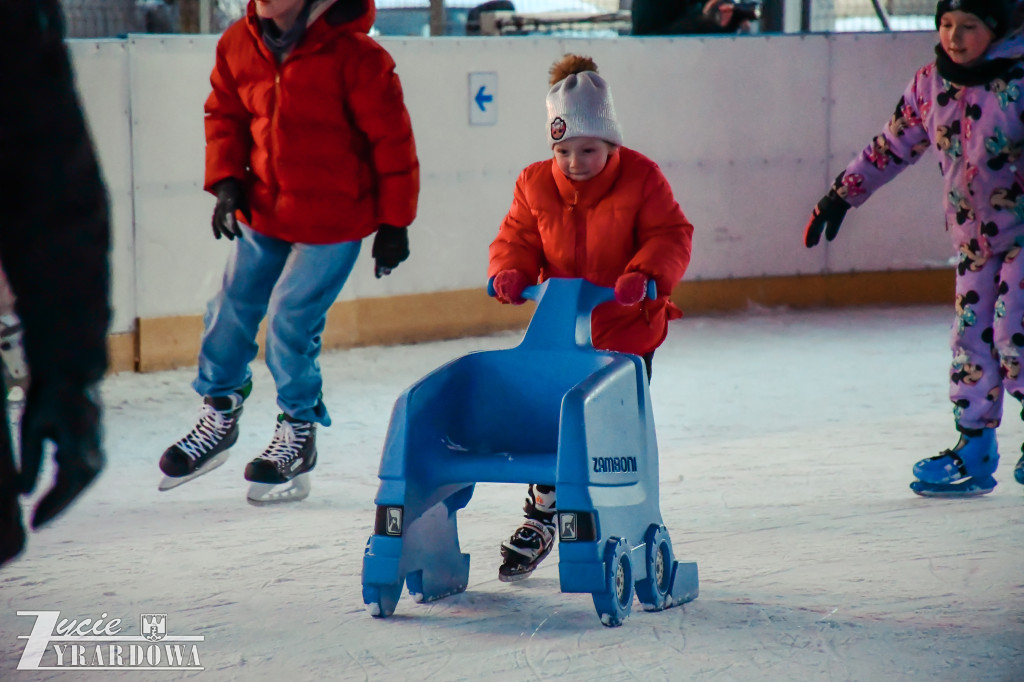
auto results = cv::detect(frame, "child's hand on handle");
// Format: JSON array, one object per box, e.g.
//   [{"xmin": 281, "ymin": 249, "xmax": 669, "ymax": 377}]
[
  {"xmin": 372, "ymin": 225, "xmax": 410, "ymax": 278},
  {"xmin": 492, "ymin": 269, "xmax": 530, "ymax": 305},
  {"xmin": 804, "ymin": 192, "xmax": 850, "ymax": 247},
  {"xmin": 614, "ymin": 271, "xmax": 649, "ymax": 305}
]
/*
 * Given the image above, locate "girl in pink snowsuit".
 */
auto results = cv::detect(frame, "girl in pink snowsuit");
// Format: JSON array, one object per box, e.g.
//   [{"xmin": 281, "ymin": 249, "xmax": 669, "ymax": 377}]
[{"xmin": 805, "ymin": 0, "xmax": 1024, "ymax": 495}]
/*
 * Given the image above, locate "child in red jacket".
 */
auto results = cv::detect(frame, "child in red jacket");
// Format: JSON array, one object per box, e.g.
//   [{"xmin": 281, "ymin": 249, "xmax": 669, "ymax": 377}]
[
  {"xmin": 488, "ymin": 54, "xmax": 694, "ymax": 581},
  {"xmin": 159, "ymin": 0, "xmax": 419, "ymax": 505}
]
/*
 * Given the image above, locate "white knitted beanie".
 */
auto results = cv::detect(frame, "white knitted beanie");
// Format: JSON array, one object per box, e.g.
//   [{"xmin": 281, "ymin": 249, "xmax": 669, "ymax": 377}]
[{"xmin": 546, "ymin": 70, "xmax": 623, "ymax": 147}]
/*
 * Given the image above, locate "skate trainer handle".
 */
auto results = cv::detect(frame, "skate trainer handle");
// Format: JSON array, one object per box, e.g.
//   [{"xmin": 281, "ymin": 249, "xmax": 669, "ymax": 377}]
[{"xmin": 486, "ymin": 277, "xmax": 657, "ymax": 302}]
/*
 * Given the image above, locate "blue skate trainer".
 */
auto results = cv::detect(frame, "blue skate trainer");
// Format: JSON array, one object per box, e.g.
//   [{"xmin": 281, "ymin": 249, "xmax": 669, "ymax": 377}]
[
  {"xmin": 360, "ymin": 279, "xmax": 698, "ymax": 627},
  {"xmin": 910, "ymin": 428, "xmax": 999, "ymax": 497}
]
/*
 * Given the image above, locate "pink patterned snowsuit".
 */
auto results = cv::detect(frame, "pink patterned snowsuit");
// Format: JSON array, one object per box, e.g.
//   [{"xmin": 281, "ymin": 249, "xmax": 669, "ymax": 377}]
[{"xmin": 836, "ymin": 38, "xmax": 1024, "ymax": 429}]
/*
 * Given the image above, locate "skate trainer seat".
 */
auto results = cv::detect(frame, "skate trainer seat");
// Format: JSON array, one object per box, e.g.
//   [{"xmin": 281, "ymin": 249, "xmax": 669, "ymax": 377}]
[{"xmin": 361, "ymin": 278, "xmax": 698, "ymax": 626}]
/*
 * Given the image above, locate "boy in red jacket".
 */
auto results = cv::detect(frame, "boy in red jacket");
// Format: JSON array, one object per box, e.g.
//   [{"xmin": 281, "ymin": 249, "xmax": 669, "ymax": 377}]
[
  {"xmin": 489, "ymin": 54, "xmax": 693, "ymax": 581},
  {"xmin": 159, "ymin": 0, "xmax": 419, "ymax": 505}
]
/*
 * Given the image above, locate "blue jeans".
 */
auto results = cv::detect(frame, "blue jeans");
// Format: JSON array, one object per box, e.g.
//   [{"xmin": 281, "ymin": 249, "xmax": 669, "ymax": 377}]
[{"xmin": 193, "ymin": 225, "xmax": 360, "ymax": 426}]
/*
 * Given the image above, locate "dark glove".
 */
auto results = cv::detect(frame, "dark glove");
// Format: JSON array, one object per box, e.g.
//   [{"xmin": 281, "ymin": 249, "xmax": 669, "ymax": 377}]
[
  {"xmin": 16, "ymin": 378, "xmax": 105, "ymax": 529},
  {"xmin": 492, "ymin": 269, "xmax": 530, "ymax": 305},
  {"xmin": 0, "ymin": 432, "xmax": 26, "ymax": 566},
  {"xmin": 614, "ymin": 272, "xmax": 649, "ymax": 305},
  {"xmin": 372, "ymin": 224, "xmax": 410, "ymax": 278},
  {"xmin": 211, "ymin": 178, "xmax": 250, "ymax": 241},
  {"xmin": 804, "ymin": 191, "xmax": 851, "ymax": 248}
]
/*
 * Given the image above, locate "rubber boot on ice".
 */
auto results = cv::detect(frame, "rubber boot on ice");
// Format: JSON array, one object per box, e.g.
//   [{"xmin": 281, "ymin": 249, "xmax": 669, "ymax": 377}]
[{"xmin": 910, "ymin": 427, "xmax": 999, "ymax": 497}]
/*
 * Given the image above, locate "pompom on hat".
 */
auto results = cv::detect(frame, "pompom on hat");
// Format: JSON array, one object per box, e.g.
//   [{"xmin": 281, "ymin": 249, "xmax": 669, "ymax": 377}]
[
  {"xmin": 545, "ymin": 54, "xmax": 623, "ymax": 147},
  {"xmin": 935, "ymin": 0, "xmax": 1013, "ymax": 39}
]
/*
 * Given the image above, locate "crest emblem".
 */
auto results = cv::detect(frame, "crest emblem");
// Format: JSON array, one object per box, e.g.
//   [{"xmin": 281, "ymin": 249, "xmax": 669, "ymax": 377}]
[
  {"xmin": 550, "ymin": 117, "xmax": 566, "ymax": 141},
  {"xmin": 559, "ymin": 512, "xmax": 577, "ymax": 540},
  {"xmin": 141, "ymin": 614, "xmax": 167, "ymax": 642},
  {"xmin": 386, "ymin": 507, "xmax": 403, "ymax": 535}
]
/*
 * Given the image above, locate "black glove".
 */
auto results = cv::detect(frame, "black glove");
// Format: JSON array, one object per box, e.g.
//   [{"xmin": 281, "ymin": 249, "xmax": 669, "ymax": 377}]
[
  {"xmin": 1, "ymin": 425, "xmax": 26, "ymax": 566},
  {"xmin": 211, "ymin": 178, "xmax": 250, "ymax": 241},
  {"xmin": 804, "ymin": 191, "xmax": 851, "ymax": 248},
  {"xmin": 372, "ymin": 224, "xmax": 410, "ymax": 278},
  {"xmin": 16, "ymin": 378, "xmax": 105, "ymax": 529}
]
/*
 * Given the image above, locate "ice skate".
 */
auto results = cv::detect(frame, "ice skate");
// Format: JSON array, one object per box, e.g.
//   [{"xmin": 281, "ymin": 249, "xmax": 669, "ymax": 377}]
[
  {"xmin": 244, "ymin": 414, "xmax": 316, "ymax": 506},
  {"xmin": 499, "ymin": 483, "xmax": 557, "ymax": 581},
  {"xmin": 158, "ymin": 382, "xmax": 250, "ymax": 491},
  {"xmin": 1014, "ymin": 449, "xmax": 1024, "ymax": 486},
  {"xmin": 910, "ymin": 428, "xmax": 999, "ymax": 497},
  {"xmin": 498, "ymin": 517, "xmax": 555, "ymax": 582}
]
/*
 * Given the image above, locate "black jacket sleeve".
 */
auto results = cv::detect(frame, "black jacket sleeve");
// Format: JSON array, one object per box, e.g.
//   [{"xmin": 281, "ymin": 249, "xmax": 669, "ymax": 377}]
[
  {"xmin": 631, "ymin": 0, "xmax": 734, "ymax": 35},
  {"xmin": 0, "ymin": 0, "xmax": 111, "ymax": 387}
]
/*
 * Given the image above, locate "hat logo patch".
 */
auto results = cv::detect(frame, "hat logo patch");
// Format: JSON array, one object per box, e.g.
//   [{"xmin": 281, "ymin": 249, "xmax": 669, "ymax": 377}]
[{"xmin": 550, "ymin": 117, "xmax": 566, "ymax": 141}]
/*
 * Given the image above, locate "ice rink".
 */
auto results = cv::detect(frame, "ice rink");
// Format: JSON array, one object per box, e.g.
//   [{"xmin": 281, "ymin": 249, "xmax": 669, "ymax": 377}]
[{"xmin": 2, "ymin": 303, "xmax": 1023, "ymax": 681}]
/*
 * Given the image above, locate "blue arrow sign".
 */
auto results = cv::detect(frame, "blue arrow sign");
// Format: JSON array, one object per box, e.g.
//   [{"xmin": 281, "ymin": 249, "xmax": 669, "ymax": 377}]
[
  {"xmin": 474, "ymin": 85, "xmax": 493, "ymax": 112},
  {"xmin": 468, "ymin": 72, "xmax": 497, "ymax": 126}
]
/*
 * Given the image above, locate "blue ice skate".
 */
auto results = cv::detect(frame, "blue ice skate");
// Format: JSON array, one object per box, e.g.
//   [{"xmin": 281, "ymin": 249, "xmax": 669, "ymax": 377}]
[
  {"xmin": 1014, "ymin": 450, "xmax": 1024, "ymax": 486},
  {"xmin": 910, "ymin": 428, "xmax": 999, "ymax": 497},
  {"xmin": 360, "ymin": 278, "xmax": 698, "ymax": 627}
]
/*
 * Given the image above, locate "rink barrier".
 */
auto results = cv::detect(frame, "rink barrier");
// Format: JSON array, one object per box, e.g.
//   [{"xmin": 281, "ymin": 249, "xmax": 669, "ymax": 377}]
[
  {"xmin": 69, "ymin": 31, "xmax": 951, "ymax": 373},
  {"xmin": 105, "ymin": 267, "xmax": 952, "ymax": 373}
]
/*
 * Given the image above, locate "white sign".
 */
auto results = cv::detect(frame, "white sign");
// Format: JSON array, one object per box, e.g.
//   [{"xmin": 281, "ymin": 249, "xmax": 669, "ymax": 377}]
[{"xmin": 468, "ymin": 72, "xmax": 498, "ymax": 126}]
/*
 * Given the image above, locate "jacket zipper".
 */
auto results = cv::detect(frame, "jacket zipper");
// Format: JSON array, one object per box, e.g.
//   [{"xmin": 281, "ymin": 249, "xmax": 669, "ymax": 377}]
[
  {"xmin": 959, "ymin": 94, "xmax": 992, "ymax": 256},
  {"xmin": 571, "ymin": 191, "xmax": 586, "ymax": 274},
  {"xmin": 268, "ymin": 70, "xmax": 282, "ymax": 194}
]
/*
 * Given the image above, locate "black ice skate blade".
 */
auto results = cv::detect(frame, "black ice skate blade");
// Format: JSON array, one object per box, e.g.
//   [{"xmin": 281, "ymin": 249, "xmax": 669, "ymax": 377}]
[
  {"xmin": 157, "ymin": 451, "xmax": 230, "ymax": 491},
  {"xmin": 498, "ymin": 564, "xmax": 537, "ymax": 583},
  {"xmin": 910, "ymin": 474, "xmax": 997, "ymax": 498},
  {"xmin": 498, "ymin": 553, "xmax": 549, "ymax": 582},
  {"xmin": 246, "ymin": 474, "xmax": 311, "ymax": 506}
]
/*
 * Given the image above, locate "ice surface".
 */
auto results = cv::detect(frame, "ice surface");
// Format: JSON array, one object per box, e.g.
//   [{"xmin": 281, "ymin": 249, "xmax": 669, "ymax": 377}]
[{"xmin": 2, "ymin": 305, "xmax": 1023, "ymax": 680}]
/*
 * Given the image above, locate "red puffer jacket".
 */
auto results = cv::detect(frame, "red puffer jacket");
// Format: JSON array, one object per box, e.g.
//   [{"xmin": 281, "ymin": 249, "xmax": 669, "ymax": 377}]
[
  {"xmin": 489, "ymin": 147, "xmax": 693, "ymax": 356},
  {"xmin": 204, "ymin": 0, "xmax": 419, "ymax": 244}
]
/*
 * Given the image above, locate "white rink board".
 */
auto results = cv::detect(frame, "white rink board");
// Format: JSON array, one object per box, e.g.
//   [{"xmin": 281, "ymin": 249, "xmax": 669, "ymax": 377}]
[
  {"xmin": 68, "ymin": 31, "xmax": 948, "ymax": 323},
  {"xmin": 601, "ymin": 34, "xmax": 832, "ymax": 279},
  {"xmin": 126, "ymin": 35, "xmax": 228, "ymax": 319},
  {"xmin": 827, "ymin": 31, "xmax": 949, "ymax": 274},
  {"xmin": 67, "ymin": 40, "xmax": 135, "ymax": 334}
]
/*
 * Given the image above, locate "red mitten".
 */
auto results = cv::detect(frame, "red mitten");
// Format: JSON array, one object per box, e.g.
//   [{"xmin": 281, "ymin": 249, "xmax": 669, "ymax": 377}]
[
  {"xmin": 614, "ymin": 271, "xmax": 648, "ymax": 305},
  {"xmin": 493, "ymin": 269, "xmax": 529, "ymax": 305}
]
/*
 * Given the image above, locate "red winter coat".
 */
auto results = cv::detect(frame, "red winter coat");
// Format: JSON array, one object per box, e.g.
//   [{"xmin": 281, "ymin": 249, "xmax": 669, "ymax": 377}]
[
  {"xmin": 489, "ymin": 147, "xmax": 693, "ymax": 356},
  {"xmin": 204, "ymin": 0, "xmax": 419, "ymax": 244}
]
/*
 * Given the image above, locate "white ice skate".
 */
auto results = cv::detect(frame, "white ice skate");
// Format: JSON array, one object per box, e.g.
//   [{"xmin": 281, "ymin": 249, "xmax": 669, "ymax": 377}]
[{"xmin": 245, "ymin": 474, "xmax": 312, "ymax": 506}]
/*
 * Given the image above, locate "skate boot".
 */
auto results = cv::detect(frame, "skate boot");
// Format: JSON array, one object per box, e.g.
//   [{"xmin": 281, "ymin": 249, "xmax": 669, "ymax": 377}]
[
  {"xmin": 910, "ymin": 427, "xmax": 999, "ymax": 497},
  {"xmin": 499, "ymin": 483, "xmax": 556, "ymax": 582},
  {"xmin": 158, "ymin": 381, "xmax": 251, "ymax": 491},
  {"xmin": 0, "ymin": 314, "xmax": 29, "ymax": 410},
  {"xmin": 244, "ymin": 414, "xmax": 317, "ymax": 505},
  {"xmin": 1015, "ymin": 448, "xmax": 1024, "ymax": 486}
]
